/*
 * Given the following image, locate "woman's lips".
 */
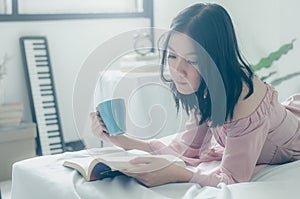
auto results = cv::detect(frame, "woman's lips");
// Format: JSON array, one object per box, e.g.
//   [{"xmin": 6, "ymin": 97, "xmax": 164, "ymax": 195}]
[{"xmin": 175, "ymin": 81, "xmax": 187, "ymax": 85}]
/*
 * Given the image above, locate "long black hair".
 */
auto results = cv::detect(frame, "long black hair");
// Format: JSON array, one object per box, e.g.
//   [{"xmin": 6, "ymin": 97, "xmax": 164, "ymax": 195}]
[{"xmin": 159, "ymin": 3, "xmax": 254, "ymax": 127}]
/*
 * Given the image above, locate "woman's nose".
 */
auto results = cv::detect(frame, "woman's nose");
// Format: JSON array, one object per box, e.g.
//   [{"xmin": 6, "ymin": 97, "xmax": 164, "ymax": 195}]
[{"xmin": 172, "ymin": 57, "xmax": 186, "ymax": 75}]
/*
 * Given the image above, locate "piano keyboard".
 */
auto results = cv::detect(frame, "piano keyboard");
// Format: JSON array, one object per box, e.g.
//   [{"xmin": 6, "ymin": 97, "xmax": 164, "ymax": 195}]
[{"xmin": 20, "ymin": 36, "xmax": 65, "ymax": 155}]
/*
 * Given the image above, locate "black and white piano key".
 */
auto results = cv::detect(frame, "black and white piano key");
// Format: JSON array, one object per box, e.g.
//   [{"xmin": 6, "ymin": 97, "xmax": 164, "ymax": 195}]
[
  {"xmin": 40, "ymin": 118, "xmax": 59, "ymax": 125},
  {"xmin": 40, "ymin": 145, "xmax": 63, "ymax": 155},
  {"xmin": 29, "ymin": 77, "xmax": 52, "ymax": 86},
  {"xmin": 33, "ymin": 92, "xmax": 54, "ymax": 99},
  {"xmin": 25, "ymin": 51, "xmax": 47, "ymax": 57},
  {"xmin": 24, "ymin": 48, "xmax": 46, "ymax": 54},
  {"xmin": 46, "ymin": 132, "xmax": 60, "ymax": 137},
  {"xmin": 50, "ymin": 146, "xmax": 63, "ymax": 151},
  {"xmin": 50, "ymin": 149, "xmax": 64, "ymax": 155},
  {"xmin": 47, "ymin": 134, "xmax": 60, "ymax": 139},
  {"xmin": 40, "ymin": 91, "xmax": 54, "ymax": 96},
  {"xmin": 41, "ymin": 102, "xmax": 55, "ymax": 107},
  {"xmin": 33, "ymin": 61, "xmax": 49, "ymax": 66},
  {"xmin": 30, "ymin": 78, "xmax": 52, "ymax": 85},
  {"xmin": 37, "ymin": 96, "xmax": 54, "ymax": 103},
  {"xmin": 49, "ymin": 144, "xmax": 64, "ymax": 152},
  {"xmin": 28, "ymin": 63, "xmax": 49, "ymax": 70},
  {"xmin": 45, "ymin": 117, "xmax": 58, "ymax": 122},
  {"xmin": 42, "ymin": 102, "xmax": 55, "ymax": 107},
  {"xmin": 24, "ymin": 40, "xmax": 45, "ymax": 45},
  {"xmin": 35, "ymin": 56, "xmax": 48, "ymax": 61},
  {"xmin": 40, "ymin": 136, "xmax": 62, "ymax": 144},
  {"xmin": 36, "ymin": 111, "xmax": 57, "ymax": 118},
  {"xmin": 33, "ymin": 103, "xmax": 56, "ymax": 113},
  {"xmin": 21, "ymin": 37, "xmax": 64, "ymax": 156},
  {"xmin": 42, "ymin": 105, "xmax": 56, "ymax": 110},
  {"xmin": 47, "ymin": 130, "xmax": 60, "ymax": 136},
  {"xmin": 26, "ymin": 59, "xmax": 47, "ymax": 66},
  {"xmin": 38, "ymin": 124, "xmax": 59, "ymax": 131},
  {"xmin": 36, "ymin": 69, "xmax": 50, "ymax": 75},
  {"xmin": 37, "ymin": 115, "xmax": 58, "ymax": 124},
  {"xmin": 49, "ymin": 143, "xmax": 63, "ymax": 150},
  {"xmin": 40, "ymin": 88, "xmax": 53, "ymax": 93},
  {"xmin": 44, "ymin": 112, "xmax": 57, "ymax": 117},
  {"xmin": 34, "ymin": 54, "xmax": 47, "ymax": 58},
  {"xmin": 49, "ymin": 142, "xmax": 63, "ymax": 147},
  {"xmin": 25, "ymin": 43, "xmax": 46, "ymax": 48},
  {"xmin": 45, "ymin": 121, "xmax": 59, "ymax": 126},
  {"xmin": 39, "ymin": 84, "xmax": 52, "ymax": 89},
  {"xmin": 27, "ymin": 56, "xmax": 47, "ymax": 63},
  {"xmin": 36, "ymin": 123, "xmax": 58, "ymax": 130},
  {"xmin": 37, "ymin": 71, "xmax": 50, "ymax": 76},
  {"xmin": 38, "ymin": 74, "xmax": 51, "ymax": 79}
]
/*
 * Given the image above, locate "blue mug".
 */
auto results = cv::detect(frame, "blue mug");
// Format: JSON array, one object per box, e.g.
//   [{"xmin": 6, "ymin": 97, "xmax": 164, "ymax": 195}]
[{"xmin": 97, "ymin": 98, "xmax": 126, "ymax": 136}]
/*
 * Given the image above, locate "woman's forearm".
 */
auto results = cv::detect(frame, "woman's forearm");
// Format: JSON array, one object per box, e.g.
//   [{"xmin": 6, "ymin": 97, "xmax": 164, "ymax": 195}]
[
  {"xmin": 110, "ymin": 134, "xmax": 152, "ymax": 153},
  {"xmin": 171, "ymin": 165, "xmax": 194, "ymax": 183}
]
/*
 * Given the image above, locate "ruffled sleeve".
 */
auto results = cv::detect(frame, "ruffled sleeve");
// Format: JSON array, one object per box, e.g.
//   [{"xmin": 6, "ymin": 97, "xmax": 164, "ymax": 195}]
[
  {"xmin": 189, "ymin": 117, "xmax": 270, "ymax": 186},
  {"xmin": 148, "ymin": 109, "xmax": 212, "ymax": 166}
]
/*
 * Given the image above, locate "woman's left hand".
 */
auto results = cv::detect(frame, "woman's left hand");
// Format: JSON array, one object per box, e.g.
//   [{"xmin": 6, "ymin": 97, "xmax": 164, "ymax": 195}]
[{"xmin": 120, "ymin": 156, "xmax": 193, "ymax": 187}]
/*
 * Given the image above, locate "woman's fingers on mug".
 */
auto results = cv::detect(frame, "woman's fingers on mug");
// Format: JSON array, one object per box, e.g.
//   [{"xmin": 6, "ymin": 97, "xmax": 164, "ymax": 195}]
[
  {"xmin": 90, "ymin": 111, "xmax": 110, "ymax": 138},
  {"xmin": 89, "ymin": 112, "xmax": 97, "ymax": 118},
  {"xmin": 97, "ymin": 114, "xmax": 108, "ymax": 129},
  {"xmin": 90, "ymin": 112, "xmax": 104, "ymax": 125},
  {"xmin": 98, "ymin": 114, "xmax": 105, "ymax": 123}
]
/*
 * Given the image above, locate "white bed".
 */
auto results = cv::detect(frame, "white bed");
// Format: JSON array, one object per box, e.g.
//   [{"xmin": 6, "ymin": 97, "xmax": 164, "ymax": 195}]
[{"xmin": 11, "ymin": 145, "xmax": 300, "ymax": 199}]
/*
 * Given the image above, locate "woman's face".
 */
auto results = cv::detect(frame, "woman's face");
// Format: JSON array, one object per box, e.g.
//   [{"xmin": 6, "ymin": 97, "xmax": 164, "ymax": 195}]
[{"xmin": 167, "ymin": 33, "xmax": 201, "ymax": 95}]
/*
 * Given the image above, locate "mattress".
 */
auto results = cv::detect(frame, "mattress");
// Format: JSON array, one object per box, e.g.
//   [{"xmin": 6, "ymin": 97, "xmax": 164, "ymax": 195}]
[{"xmin": 11, "ymin": 147, "xmax": 300, "ymax": 199}]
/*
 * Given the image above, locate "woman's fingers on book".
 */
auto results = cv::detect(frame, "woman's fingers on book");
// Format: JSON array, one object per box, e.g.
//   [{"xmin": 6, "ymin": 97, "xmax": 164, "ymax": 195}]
[
  {"xmin": 130, "ymin": 157, "xmax": 152, "ymax": 164},
  {"xmin": 125, "ymin": 157, "xmax": 172, "ymax": 173}
]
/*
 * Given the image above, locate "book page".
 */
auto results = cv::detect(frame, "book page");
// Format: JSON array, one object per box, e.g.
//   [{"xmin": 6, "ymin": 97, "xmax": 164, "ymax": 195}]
[
  {"xmin": 63, "ymin": 157, "xmax": 95, "ymax": 180},
  {"xmin": 97, "ymin": 154, "xmax": 186, "ymax": 171}
]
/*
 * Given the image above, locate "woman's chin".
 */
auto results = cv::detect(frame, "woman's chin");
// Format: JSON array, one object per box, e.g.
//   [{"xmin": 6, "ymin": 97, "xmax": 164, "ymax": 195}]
[{"xmin": 177, "ymin": 88, "xmax": 194, "ymax": 95}]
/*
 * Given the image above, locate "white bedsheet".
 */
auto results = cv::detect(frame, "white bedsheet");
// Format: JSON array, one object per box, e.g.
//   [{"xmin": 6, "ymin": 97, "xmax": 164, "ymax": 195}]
[{"xmin": 11, "ymin": 147, "xmax": 300, "ymax": 199}]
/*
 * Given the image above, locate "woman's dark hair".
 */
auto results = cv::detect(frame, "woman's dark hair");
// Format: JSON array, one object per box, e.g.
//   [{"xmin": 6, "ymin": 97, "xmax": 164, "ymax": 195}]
[{"xmin": 159, "ymin": 3, "xmax": 254, "ymax": 127}]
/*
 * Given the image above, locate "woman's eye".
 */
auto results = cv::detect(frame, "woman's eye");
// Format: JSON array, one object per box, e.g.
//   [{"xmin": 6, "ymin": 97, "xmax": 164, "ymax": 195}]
[
  {"xmin": 187, "ymin": 60, "xmax": 198, "ymax": 65},
  {"xmin": 167, "ymin": 54, "xmax": 176, "ymax": 59}
]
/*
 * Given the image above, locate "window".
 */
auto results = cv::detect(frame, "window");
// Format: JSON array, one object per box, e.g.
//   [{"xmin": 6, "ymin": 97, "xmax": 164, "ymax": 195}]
[
  {"xmin": 18, "ymin": 0, "xmax": 143, "ymax": 14},
  {"xmin": 0, "ymin": 0, "xmax": 153, "ymax": 21}
]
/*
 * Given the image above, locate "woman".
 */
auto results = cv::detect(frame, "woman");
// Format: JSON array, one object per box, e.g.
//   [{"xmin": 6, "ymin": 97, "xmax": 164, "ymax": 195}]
[{"xmin": 90, "ymin": 3, "xmax": 300, "ymax": 187}]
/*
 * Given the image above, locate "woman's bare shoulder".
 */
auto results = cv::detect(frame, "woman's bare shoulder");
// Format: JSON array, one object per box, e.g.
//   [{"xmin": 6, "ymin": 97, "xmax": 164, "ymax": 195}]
[{"xmin": 229, "ymin": 77, "xmax": 267, "ymax": 122}]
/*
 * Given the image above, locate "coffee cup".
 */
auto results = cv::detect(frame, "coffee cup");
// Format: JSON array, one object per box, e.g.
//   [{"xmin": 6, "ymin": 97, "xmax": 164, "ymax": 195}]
[{"xmin": 97, "ymin": 98, "xmax": 126, "ymax": 136}]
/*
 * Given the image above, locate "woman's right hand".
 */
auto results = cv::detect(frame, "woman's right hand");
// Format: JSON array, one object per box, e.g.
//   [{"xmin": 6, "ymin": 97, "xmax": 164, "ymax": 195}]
[
  {"xmin": 89, "ymin": 111, "xmax": 151, "ymax": 152},
  {"xmin": 90, "ymin": 112, "xmax": 112, "ymax": 142}
]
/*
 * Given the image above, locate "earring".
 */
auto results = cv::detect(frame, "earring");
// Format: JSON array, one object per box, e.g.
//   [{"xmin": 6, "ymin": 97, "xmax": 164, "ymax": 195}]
[{"xmin": 203, "ymin": 89, "xmax": 208, "ymax": 99}]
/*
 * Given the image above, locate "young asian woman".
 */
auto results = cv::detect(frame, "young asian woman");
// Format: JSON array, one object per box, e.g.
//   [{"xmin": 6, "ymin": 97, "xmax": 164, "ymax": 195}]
[{"xmin": 90, "ymin": 3, "xmax": 300, "ymax": 187}]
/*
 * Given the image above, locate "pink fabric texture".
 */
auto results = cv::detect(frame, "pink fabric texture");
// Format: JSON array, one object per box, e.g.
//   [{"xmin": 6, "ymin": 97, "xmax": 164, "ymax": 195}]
[{"xmin": 149, "ymin": 84, "xmax": 300, "ymax": 187}]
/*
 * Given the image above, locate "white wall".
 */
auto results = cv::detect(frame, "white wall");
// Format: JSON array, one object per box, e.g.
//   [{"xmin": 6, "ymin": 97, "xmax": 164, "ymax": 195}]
[
  {"xmin": 0, "ymin": 19, "xmax": 148, "ymax": 142},
  {"xmin": 153, "ymin": 0, "xmax": 200, "ymax": 29},
  {"xmin": 1, "ymin": 0, "xmax": 300, "ymax": 142},
  {"xmin": 217, "ymin": 0, "xmax": 300, "ymax": 101}
]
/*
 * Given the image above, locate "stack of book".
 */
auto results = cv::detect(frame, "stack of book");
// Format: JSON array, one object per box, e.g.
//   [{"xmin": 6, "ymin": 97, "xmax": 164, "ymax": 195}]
[{"xmin": 0, "ymin": 103, "xmax": 23, "ymax": 127}]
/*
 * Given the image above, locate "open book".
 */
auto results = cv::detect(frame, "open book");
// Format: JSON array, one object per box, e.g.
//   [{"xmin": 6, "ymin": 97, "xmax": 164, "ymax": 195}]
[{"xmin": 63, "ymin": 148, "xmax": 186, "ymax": 181}]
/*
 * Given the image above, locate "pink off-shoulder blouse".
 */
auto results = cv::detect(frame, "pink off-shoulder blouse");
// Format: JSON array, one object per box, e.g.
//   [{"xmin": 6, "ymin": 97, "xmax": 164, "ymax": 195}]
[{"xmin": 149, "ymin": 84, "xmax": 300, "ymax": 187}]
